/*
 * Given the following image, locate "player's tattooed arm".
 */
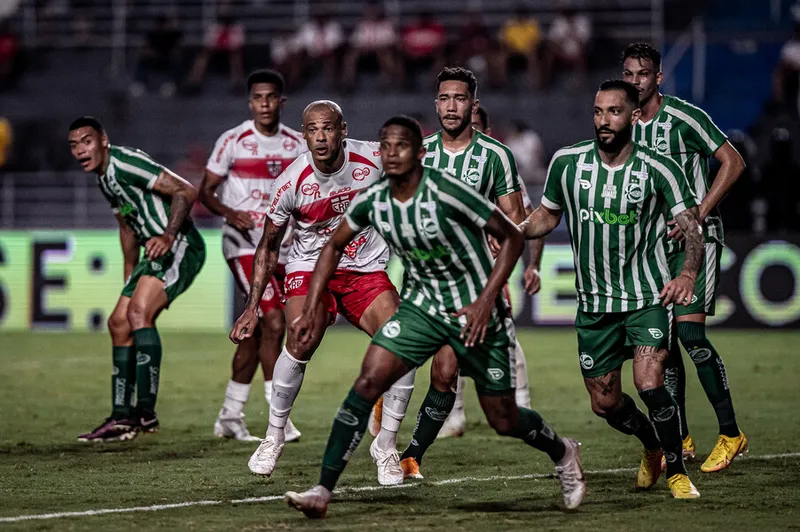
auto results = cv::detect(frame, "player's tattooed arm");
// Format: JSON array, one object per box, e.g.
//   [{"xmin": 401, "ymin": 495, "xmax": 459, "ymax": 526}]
[
  {"xmin": 115, "ymin": 214, "xmax": 140, "ymax": 281},
  {"xmin": 145, "ymin": 170, "xmax": 198, "ymax": 259},
  {"xmin": 660, "ymin": 206, "xmax": 702, "ymax": 306},
  {"xmin": 519, "ymin": 205, "xmax": 562, "ymax": 240}
]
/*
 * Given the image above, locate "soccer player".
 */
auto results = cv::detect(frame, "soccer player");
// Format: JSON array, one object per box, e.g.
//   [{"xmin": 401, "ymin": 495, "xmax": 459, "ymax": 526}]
[
  {"xmin": 68, "ymin": 117, "xmax": 205, "ymax": 442},
  {"xmin": 284, "ymin": 116, "xmax": 585, "ymax": 518},
  {"xmin": 622, "ymin": 43, "xmax": 747, "ymax": 472},
  {"xmin": 200, "ymin": 69, "xmax": 305, "ymax": 442},
  {"xmin": 229, "ymin": 101, "xmax": 414, "ymax": 485},
  {"xmin": 520, "ymin": 80, "xmax": 705, "ymax": 498}
]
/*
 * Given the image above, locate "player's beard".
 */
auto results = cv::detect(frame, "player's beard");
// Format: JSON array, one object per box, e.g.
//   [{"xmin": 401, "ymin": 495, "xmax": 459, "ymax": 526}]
[
  {"xmin": 438, "ymin": 112, "xmax": 471, "ymax": 138},
  {"xmin": 595, "ymin": 123, "xmax": 633, "ymax": 153}
]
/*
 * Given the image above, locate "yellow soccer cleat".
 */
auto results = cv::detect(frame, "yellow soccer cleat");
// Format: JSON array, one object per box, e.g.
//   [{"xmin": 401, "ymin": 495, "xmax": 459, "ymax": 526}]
[
  {"xmin": 701, "ymin": 432, "xmax": 748, "ymax": 473},
  {"xmin": 400, "ymin": 457, "xmax": 424, "ymax": 479},
  {"xmin": 369, "ymin": 396, "xmax": 383, "ymax": 438},
  {"xmin": 636, "ymin": 448, "xmax": 663, "ymax": 489},
  {"xmin": 667, "ymin": 473, "xmax": 700, "ymax": 499},
  {"xmin": 661, "ymin": 435, "xmax": 696, "ymax": 471}
]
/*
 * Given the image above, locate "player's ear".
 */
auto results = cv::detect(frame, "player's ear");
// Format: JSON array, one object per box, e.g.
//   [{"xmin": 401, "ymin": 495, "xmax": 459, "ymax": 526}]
[
  {"xmin": 101, "ymin": 133, "xmax": 109, "ymax": 148},
  {"xmin": 631, "ymin": 107, "xmax": 642, "ymax": 125},
  {"xmin": 472, "ymin": 99, "xmax": 480, "ymax": 114},
  {"xmin": 280, "ymin": 95, "xmax": 287, "ymax": 107},
  {"xmin": 341, "ymin": 121, "xmax": 348, "ymax": 138},
  {"xmin": 417, "ymin": 145, "xmax": 427, "ymax": 161},
  {"xmin": 656, "ymin": 71, "xmax": 663, "ymax": 87}
]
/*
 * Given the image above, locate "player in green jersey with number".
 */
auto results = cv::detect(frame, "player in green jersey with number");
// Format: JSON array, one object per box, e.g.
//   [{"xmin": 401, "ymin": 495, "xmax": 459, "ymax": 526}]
[
  {"xmin": 622, "ymin": 43, "xmax": 747, "ymax": 472},
  {"xmin": 68, "ymin": 117, "xmax": 206, "ymax": 442},
  {"xmin": 283, "ymin": 116, "xmax": 585, "ymax": 518},
  {"xmin": 521, "ymin": 80, "xmax": 705, "ymax": 499}
]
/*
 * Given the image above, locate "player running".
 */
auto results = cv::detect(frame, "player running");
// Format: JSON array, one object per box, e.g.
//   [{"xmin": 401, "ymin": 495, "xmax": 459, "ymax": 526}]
[
  {"xmin": 69, "ymin": 117, "xmax": 205, "ymax": 442},
  {"xmin": 520, "ymin": 80, "xmax": 706, "ymax": 499},
  {"xmin": 229, "ymin": 101, "xmax": 415, "ymax": 485},
  {"xmin": 200, "ymin": 69, "xmax": 305, "ymax": 442},
  {"xmin": 284, "ymin": 116, "xmax": 585, "ymax": 518},
  {"xmin": 622, "ymin": 43, "xmax": 747, "ymax": 472}
]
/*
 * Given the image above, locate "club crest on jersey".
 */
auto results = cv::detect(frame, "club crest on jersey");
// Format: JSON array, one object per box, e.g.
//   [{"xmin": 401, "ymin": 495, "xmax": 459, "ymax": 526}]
[
  {"xmin": 352, "ymin": 167, "xmax": 370, "ymax": 181},
  {"xmin": 301, "ymin": 183, "xmax": 321, "ymax": 199},
  {"xmin": 601, "ymin": 183, "xmax": 617, "ymax": 199},
  {"xmin": 463, "ymin": 167, "xmax": 481, "ymax": 186},
  {"xmin": 624, "ymin": 182, "xmax": 645, "ymax": 203},
  {"xmin": 267, "ymin": 160, "xmax": 283, "ymax": 177},
  {"xmin": 331, "ymin": 194, "xmax": 351, "ymax": 213},
  {"xmin": 420, "ymin": 217, "xmax": 439, "ymax": 238},
  {"xmin": 654, "ymin": 137, "xmax": 668, "ymax": 154},
  {"xmin": 242, "ymin": 138, "xmax": 259, "ymax": 155}
]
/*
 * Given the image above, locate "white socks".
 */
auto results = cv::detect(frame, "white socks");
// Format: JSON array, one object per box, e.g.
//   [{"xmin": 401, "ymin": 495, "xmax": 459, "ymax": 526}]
[
  {"xmin": 264, "ymin": 379, "xmax": 273, "ymax": 404},
  {"xmin": 222, "ymin": 380, "xmax": 250, "ymax": 415},
  {"xmin": 514, "ymin": 340, "xmax": 531, "ymax": 409},
  {"xmin": 266, "ymin": 347, "xmax": 308, "ymax": 444},
  {"xmin": 452, "ymin": 375, "xmax": 466, "ymax": 412},
  {"xmin": 376, "ymin": 368, "xmax": 416, "ymax": 450}
]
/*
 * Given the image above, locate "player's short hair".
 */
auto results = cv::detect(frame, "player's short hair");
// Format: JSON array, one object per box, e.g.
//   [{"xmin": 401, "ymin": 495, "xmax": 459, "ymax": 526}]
[
  {"xmin": 474, "ymin": 106, "xmax": 490, "ymax": 131},
  {"xmin": 622, "ymin": 42, "xmax": 662, "ymax": 72},
  {"xmin": 598, "ymin": 79, "xmax": 640, "ymax": 108},
  {"xmin": 437, "ymin": 67, "xmax": 478, "ymax": 99},
  {"xmin": 247, "ymin": 69, "xmax": 285, "ymax": 94},
  {"xmin": 380, "ymin": 115, "xmax": 423, "ymax": 149},
  {"xmin": 302, "ymin": 100, "xmax": 344, "ymax": 124},
  {"xmin": 69, "ymin": 116, "xmax": 105, "ymax": 135}
]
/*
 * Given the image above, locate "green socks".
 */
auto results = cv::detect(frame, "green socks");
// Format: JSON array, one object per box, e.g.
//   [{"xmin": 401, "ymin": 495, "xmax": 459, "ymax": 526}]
[
  {"xmin": 510, "ymin": 407, "xmax": 566, "ymax": 462},
  {"xmin": 133, "ymin": 327, "xmax": 162, "ymax": 415},
  {"xmin": 111, "ymin": 346, "xmax": 136, "ymax": 420},
  {"xmin": 320, "ymin": 388, "xmax": 373, "ymax": 492},
  {"xmin": 678, "ymin": 322, "xmax": 739, "ymax": 438},
  {"xmin": 604, "ymin": 393, "xmax": 661, "ymax": 450},
  {"xmin": 663, "ymin": 331, "xmax": 690, "ymax": 438},
  {"xmin": 400, "ymin": 386, "xmax": 456, "ymax": 465},
  {"xmin": 639, "ymin": 386, "xmax": 686, "ymax": 478}
]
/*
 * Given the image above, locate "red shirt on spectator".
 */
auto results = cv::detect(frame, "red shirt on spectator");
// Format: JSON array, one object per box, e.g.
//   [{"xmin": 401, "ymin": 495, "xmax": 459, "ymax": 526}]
[{"xmin": 402, "ymin": 17, "xmax": 446, "ymax": 59}]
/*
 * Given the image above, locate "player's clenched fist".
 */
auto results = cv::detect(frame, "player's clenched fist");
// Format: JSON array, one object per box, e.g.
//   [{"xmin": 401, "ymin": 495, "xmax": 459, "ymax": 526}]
[{"xmin": 230, "ymin": 308, "xmax": 258, "ymax": 344}]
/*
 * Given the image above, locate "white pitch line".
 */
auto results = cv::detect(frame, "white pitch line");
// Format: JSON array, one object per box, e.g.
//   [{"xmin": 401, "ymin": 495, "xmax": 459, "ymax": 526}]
[{"xmin": 1, "ymin": 452, "xmax": 798, "ymax": 524}]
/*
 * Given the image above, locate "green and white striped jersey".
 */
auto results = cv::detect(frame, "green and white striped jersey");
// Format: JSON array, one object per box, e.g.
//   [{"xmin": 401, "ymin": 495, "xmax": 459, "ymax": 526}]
[
  {"xmin": 633, "ymin": 94, "xmax": 727, "ymax": 251},
  {"xmin": 96, "ymin": 145, "xmax": 199, "ymax": 245},
  {"xmin": 346, "ymin": 166, "xmax": 502, "ymax": 327},
  {"xmin": 422, "ymin": 130, "xmax": 522, "ymax": 202},
  {"xmin": 542, "ymin": 140, "xmax": 698, "ymax": 313}
]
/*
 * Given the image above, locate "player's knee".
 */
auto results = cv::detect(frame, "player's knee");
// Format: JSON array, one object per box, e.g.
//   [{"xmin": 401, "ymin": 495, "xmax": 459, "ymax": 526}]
[
  {"xmin": 126, "ymin": 300, "xmax": 152, "ymax": 329},
  {"xmin": 485, "ymin": 409, "xmax": 515, "ymax": 436},
  {"xmin": 261, "ymin": 314, "xmax": 285, "ymax": 342},
  {"xmin": 107, "ymin": 312, "xmax": 130, "ymax": 337},
  {"xmin": 589, "ymin": 395, "xmax": 621, "ymax": 418},
  {"xmin": 431, "ymin": 350, "xmax": 459, "ymax": 392},
  {"xmin": 352, "ymin": 373, "xmax": 385, "ymax": 403}
]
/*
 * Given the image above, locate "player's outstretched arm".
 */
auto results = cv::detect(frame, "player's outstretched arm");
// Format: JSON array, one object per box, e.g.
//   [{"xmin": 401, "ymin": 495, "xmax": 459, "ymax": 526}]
[
  {"xmin": 198, "ymin": 169, "xmax": 255, "ymax": 230},
  {"xmin": 116, "ymin": 213, "xmax": 140, "ymax": 281},
  {"xmin": 145, "ymin": 170, "xmax": 198, "ymax": 259},
  {"xmin": 230, "ymin": 219, "xmax": 287, "ymax": 343},
  {"xmin": 519, "ymin": 205, "xmax": 562, "ymax": 240},
  {"xmin": 660, "ymin": 206, "xmax": 703, "ymax": 306},
  {"xmin": 454, "ymin": 209, "xmax": 524, "ymax": 347},
  {"xmin": 291, "ymin": 220, "xmax": 359, "ymax": 346},
  {"xmin": 524, "ymin": 237, "xmax": 545, "ymax": 295}
]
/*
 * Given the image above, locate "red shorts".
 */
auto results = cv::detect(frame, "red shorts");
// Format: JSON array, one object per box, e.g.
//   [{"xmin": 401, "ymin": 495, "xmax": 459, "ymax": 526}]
[
  {"xmin": 228, "ymin": 256, "xmax": 284, "ymax": 315},
  {"xmin": 284, "ymin": 270, "xmax": 396, "ymax": 326}
]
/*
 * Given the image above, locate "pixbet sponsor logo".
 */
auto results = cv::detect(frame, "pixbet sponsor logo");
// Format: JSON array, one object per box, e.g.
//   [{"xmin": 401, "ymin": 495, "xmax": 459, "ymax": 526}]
[
  {"xmin": 269, "ymin": 181, "xmax": 291, "ymax": 213},
  {"xmin": 579, "ymin": 208, "xmax": 638, "ymax": 225}
]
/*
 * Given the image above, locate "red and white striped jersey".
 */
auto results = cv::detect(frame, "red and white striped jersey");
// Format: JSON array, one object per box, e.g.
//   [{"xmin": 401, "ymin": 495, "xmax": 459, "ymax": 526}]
[
  {"xmin": 205, "ymin": 120, "xmax": 306, "ymax": 260},
  {"xmin": 268, "ymin": 138, "xmax": 390, "ymax": 275}
]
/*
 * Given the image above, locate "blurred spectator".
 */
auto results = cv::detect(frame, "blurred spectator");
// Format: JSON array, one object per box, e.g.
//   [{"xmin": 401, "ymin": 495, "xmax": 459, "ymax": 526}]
[
  {"xmin": 773, "ymin": 22, "xmax": 800, "ymax": 115},
  {"xmin": 286, "ymin": 10, "xmax": 345, "ymax": 91},
  {"xmin": 760, "ymin": 127, "xmax": 800, "ymax": 232},
  {"xmin": 455, "ymin": 12, "xmax": 492, "ymax": 82},
  {"xmin": 542, "ymin": 6, "xmax": 591, "ymax": 88},
  {"xmin": 0, "ymin": 19, "xmax": 26, "ymax": 91},
  {"xmin": 173, "ymin": 143, "xmax": 215, "ymax": 224},
  {"xmin": 186, "ymin": 7, "xmax": 246, "ymax": 93},
  {"xmin": 130, "ymin": 15, "xmax": 183, "ymax": 98},
  {"xmin": 717, "ymin": 129, "xmax": 758, "ymax": 232},
  {"xmin": 505, "ymin": 121, "xmax": 546, "ymax": 184},
  {"xmin": 269, "ymin": 29, "xmax": 294, "ymax": 77},
  {"xmin": 400, "ymin": 11, "xmax": 446, "ymax": 90},
  {"xmin": 342, "ymin": 3, "xmax": 398, "ymax": 93},
  {"xmin": 0, "ymin": 116, "xmax": 12, "ymax": 169},
  {"xmin": 496, "ymin": 6, "xmax": 542, "ymax": 88}
]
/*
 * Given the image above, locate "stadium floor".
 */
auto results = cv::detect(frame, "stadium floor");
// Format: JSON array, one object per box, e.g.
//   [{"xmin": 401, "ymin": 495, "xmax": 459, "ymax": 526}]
[{"xmin": 1, "ymin": 329, "xmax": 799, "ymax": 530}]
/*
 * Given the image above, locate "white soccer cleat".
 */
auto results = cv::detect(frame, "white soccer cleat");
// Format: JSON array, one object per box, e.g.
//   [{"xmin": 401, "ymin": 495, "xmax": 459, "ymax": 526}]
[
  {"xmin": 248, "ymin": 435, "xmax": 284, "ymax": 476},
  {"xmin": 284, "ymin": 418, "xmax": 302, "ymax": 443},
  {"xmin": 555, "ymin": 437, "xmax": 586, "ymax": 510},
  {"xmin": 213, "ymin": 409, "xmax": 260, "ymax": 441},
  {"xmin": 436, "ymin": 408, "xmax": 466, "ymax": 439},
  {"xmin": 285, "ymin": 485, "xmax": 331, "ymax": 519},
  {"xmin": 369, "ymin": 438, "xmax": 404, "ymax": 486}
]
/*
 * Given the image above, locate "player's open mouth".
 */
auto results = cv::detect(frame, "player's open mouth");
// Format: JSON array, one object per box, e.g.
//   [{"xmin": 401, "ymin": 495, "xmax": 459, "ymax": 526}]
[{"xmin": 78, "ymin": 157, "xmax": 92, "ymax": 167}]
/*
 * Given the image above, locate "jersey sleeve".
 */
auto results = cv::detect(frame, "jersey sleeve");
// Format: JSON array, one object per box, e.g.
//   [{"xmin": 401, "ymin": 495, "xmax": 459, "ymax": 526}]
[
  {"xmin": 344, "ymin": 188, "xmax": 373, "ymax": 232},
  {"xmin": 115, "ymin": 147, "xmax": 164, "ymax": 190},
  {"xmin": 437, "ymin": 172, "xmax": 496, "ymax": 229},
  {"xmin": 267, "ymin": 170, "xmax": 297, "ymax": 228},
  {"xmin": 491, "ymin": 144, "xmax": 523, "ymax": 198},
  {"xmin": 677, "ymin": 104, "xmax": 727, "ymax": 157},
  {"xmin": 652, "ymin": 153, "xmax": 698, "ymax": 217},
  {"xmin": 205, "ymin": 129, "xmax": 237, "ymax": 177},
  {"xmin": 541, "ymin": 151, "xmax": 569, "ymax": 210}
]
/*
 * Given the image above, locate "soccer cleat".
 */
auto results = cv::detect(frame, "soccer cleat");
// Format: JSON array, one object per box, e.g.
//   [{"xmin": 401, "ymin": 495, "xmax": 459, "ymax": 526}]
[
  {"xmin": 369, "ymin": 438, "xmax": 404, "ymax": 486},
  {"xmin": 636, "ymin": 448, "xmax": 663, "ymax": 489},
  {"xmin": 667, "ymin": 473, "xmax": 701, "ymax": 499},
  {"xmin": 400, "ymin": 457, "xmax": 424, "ymax": 479},
  {"xmin": 700, "ymin": 432, "xmax": 748, "ymax": 473},
  {"xmin": 554, "ymin": 438, "xmax": 586, "ymax": 510},
  {"xmin": 285, "ymin": 485, "xmax": 331, "ymax": 519},
  {"xmin": 77, "ymin": 417, "xmax": 139, "ymax": 442},
  {"xmin": 661, "ymin": 435, "xmax": 696, "ymax": 471},
  {"xmin": 248, "ymin": 435, "xmax": 284, "ymax": 476},
  {"xmin": 369, "ymin": 396, "xmax": 383, "ymax": 438},
  {"xmin": 213, "ymin": 408, "xmax": 260, "ymax": 441},
  {"xmin": 285, "ymin": 418, "xmax": 302, "ymax": 443},
  {"xmin": 138, "ymin": 411, "xmax": 159, "ymax": 434},
  {"xmin": 436, "ymin": 408, "xmax": 466, "ymax": 439}
]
